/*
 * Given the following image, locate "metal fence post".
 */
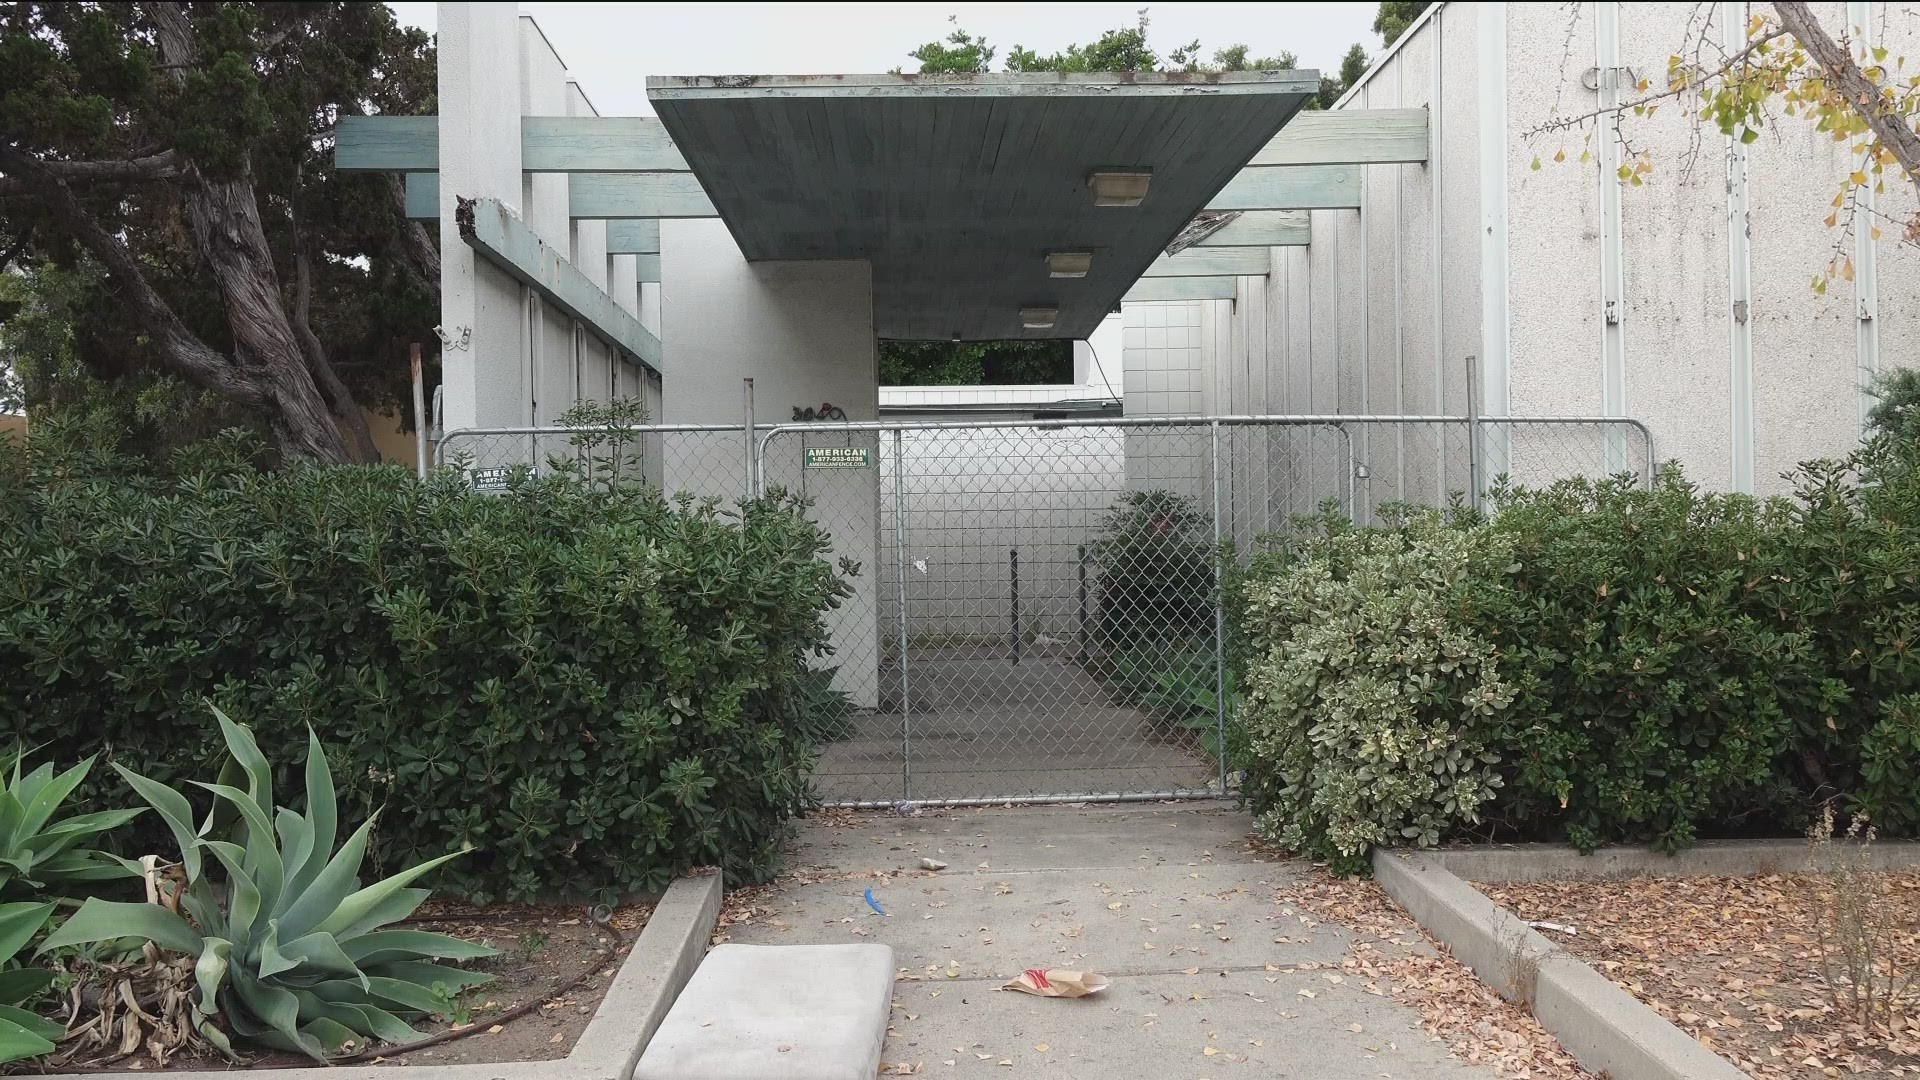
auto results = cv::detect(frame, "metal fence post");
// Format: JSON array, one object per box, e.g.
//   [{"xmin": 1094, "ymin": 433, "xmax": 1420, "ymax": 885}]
[
  {"xmin": 742, "ymin": 378, "xmax": 757, "ymax": 496},
  {"xmin": 1076, "ymin": 544, "xmax": 1089, "ymax": 664},
  {"xmin": 1465, "ymin": 355, "xmax": 1483, "ymax": 513},
  {"xmin": 892, "ymin": 427, "xmax": 912, "ymax": 804},
  {"xmin": 1209, "ymin": 420, "xmax": 1229, "ymax": 794},
  {"xmin": 1009, "ymin": 548, "xmax": 1021, "ymax": 665}
]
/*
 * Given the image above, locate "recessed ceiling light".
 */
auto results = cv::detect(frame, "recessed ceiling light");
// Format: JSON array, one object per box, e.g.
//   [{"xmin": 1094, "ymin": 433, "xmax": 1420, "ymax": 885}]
[
  {"xmin": 1046, "ymin": 252, "xmax": 1094, "ymax": 278},
  {"xmin": 1088, "ymin": 170, "xmax": 1151, "ymax": 207},
  {"xmin": 1020, "ymin": 306, "xmax": 1058, "ymax": 329}
]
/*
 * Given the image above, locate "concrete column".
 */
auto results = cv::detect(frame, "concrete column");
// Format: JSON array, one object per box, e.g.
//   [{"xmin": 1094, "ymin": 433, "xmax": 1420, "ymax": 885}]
[
  {"xmin": 661, "ymin": 219, "xmax": 879, "ymax": 706},
  {"xmin": 517, "ymin": 18, "xmax": 575, "ymax": 424},
  {"xmin": 436, "ymin": 2, "xmax": 523, "ymax": 433}
]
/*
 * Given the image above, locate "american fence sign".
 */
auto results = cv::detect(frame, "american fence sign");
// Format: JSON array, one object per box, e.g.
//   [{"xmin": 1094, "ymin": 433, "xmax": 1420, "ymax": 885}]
[{"xmin": 803, "ymin": 446, "xmax": 873, "ymax": 469}]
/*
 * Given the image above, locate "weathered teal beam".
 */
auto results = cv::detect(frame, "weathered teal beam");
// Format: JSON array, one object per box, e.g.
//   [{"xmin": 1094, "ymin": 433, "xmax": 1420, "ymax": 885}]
[
  {"xmin": 405, "ymin": 173, "xmax": 715, "ymax": 220},
  {"xmin": 337, "ymin": 115, "xmax": 689, "ymax": 172},
  {"xmin": 459, "ymin": 198, "xmax": 662, "ymax": 366},
  {"xmin": 1251, "ymin": 108, "xmax": 1428, "ymax": 166},
  {"xmin": 1192, "ymin": 210, "xmax": 1311, "ymax": 248},
  {"xmin": 635, "ymin": 254, "xmax": 660, "ymax": 282},
  {"xmin": 606, "ymin": 219, "xmax": 659, "ymax": 254},
  {"xmin": 1123, "ymin": 276, "xmax": 1238, "ymax": 303},
  {"xmin": 1143, "ymin": 248, "xmax": 1268, "ymax": 277},
  {"xmin": 340, "ymin": 109, "xmax": 1421, "ymax": 174},
  {"xmin": 1206, "ymin": 164, "xmax": 1360, "ymax": 211}
]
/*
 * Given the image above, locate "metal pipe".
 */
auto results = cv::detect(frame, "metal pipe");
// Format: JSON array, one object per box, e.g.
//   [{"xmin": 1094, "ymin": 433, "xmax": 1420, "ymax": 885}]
[
  {"xmin": 743, "ymin": 377, "xmax": 757, "ymax": 497},
  {"xmin": 1209, "ymin": 420, "xmax": 1229, "ymax": 794},
  {"xmin": 1009, "ymin": 548, "xmax": 1021, "ymax": 665},
  {"xmin": 410, "ymin": 342, "xmax": 427, "ymax": 479},
  {"xmin": 1076, "ymin": 544, "xmax": 1089, "ymax": 664},
  {"xmin": 823, "ymin": 790, "xmax": 1225, "ymax": 811},
  {"xmin": 892, "ymin": 427, "xmax": 911, "ymax": 803},
  {"xmin": 1465, "ymin": 354, "xmax": 1483, "ymax": 513}
]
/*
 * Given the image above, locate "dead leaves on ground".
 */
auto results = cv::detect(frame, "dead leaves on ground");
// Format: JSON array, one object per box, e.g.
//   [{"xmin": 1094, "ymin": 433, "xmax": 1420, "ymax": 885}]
[
  {"xmin": 1281, "ymin": 873, "xmax": 1595, "ymax": 1080},
  {"xmin": 1487, "ymin": 871, "xmax": 1920, "ymax": 1078}
]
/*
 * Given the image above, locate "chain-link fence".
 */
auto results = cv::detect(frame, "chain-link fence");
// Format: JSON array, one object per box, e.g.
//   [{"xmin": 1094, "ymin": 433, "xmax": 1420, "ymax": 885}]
[
  {"xmin": 757, "ymin": 415, "xmax": 1652, "ymax": 808},
  {"xmin": 436, "ymin": 425, "xmax": 755, "ymax": 499},
  {"xmin": 433, "ymin": 415, "xmax": 1651, "ymax": 809}
]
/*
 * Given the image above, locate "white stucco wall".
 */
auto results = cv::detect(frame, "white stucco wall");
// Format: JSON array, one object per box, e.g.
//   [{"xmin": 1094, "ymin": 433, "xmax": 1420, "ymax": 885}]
[
  {"xmin": 1173, "ymin": 1, "xmax": 1913, "ymax": 508},
  {"xmin": 660, "ymin": 218, "xmax": 881, "ymax": 705}
]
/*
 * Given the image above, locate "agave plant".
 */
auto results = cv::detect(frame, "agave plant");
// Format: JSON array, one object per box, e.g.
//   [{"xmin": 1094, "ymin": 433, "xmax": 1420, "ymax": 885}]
[
  {"xmin": 42, "ymin": 711, "xmax": 493, "ymax": 1060},
  {"xmin": 0, "ymin": 751, "xmax": 145, "ymax": 898},
  {"xmin": 0, "ymin": 901, "xmax": 62, "ymax": 1063}
]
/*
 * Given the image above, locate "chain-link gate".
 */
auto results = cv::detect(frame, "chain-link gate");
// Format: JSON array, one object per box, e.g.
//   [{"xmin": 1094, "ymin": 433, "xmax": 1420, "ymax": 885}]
[
  {"xmin": 434, "ymin": 415, "xmax": 1652, "ymax": 809},
  {"xmin": 757, "ymin": 415, "xmax": 1653, "ymax": 808},
  {"xmin": 436, "ymin": 424, "xmax": 755, "ymax": 497}
]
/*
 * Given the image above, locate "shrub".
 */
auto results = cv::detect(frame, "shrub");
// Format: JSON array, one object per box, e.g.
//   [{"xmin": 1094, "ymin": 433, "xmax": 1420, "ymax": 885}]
[
  {"xmin": 43, "ymin": 712, "xmax": 491, "ymax": 1061},
  {"xmin": 1239, "ymin": 511, "xmax": 1513, "ymax": 872},
  {"xmin": 1091, "ymin": 490, "xmax": 1214, "ymax": 646},
  {"xmin": 0, "ymin": 419, "xmax": 849, "ymax": 901},
  {"xmin": 1237, "ymin": 458, "xmax": 1920, "ymax": 865}
]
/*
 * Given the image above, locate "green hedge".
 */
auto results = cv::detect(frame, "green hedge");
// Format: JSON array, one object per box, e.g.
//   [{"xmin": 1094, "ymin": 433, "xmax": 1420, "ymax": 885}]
[
  {"xmin": 1238, "ymin": 447, "xmax": 1920, "ymax": 872},
  {"xmin": 0, "ymin": 420, "xmax": 849, "ymax": 901}
]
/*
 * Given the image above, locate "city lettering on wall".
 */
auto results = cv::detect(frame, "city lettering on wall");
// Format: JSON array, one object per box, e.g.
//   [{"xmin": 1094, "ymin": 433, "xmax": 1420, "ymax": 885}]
[{"xmin": 804, "ymin": 447, "xmax": 873, "ymax": 469}]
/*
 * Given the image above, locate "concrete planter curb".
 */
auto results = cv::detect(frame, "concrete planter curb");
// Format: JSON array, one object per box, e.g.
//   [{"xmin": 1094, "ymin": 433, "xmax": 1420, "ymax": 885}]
[
  {"xmin": 1372, "ymin": 850, "xmax": 1749, "ymax": 1080},
  {"xmin": 48, "ymin": 872, "xmax": 725, "ymax": 1080},
  {"xmin": 1424, "ymin": 838, "xmax": 1920, "ymax": 884}
]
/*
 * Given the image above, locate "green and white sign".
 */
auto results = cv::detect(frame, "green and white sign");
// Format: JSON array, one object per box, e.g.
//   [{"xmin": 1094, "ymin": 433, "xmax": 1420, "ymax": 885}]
[{"xmin": 804, "ymin": 446, "xmax": 873, "ymax": 469}]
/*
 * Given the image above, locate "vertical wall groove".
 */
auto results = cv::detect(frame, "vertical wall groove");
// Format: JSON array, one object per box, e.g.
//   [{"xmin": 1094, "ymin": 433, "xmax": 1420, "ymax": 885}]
[
  {"xmin": 1596, "ymin": 0, "xmax": 1629, "ymax": 454},
  {"xmin": 1723, "ymin": 1, "xmax": 1756, "ymax": 492},
  {"xmin": 1430, "ymin": 4, "xmax": 1447, "ymax": 503},
  {"xmin": 1852, "ymin": 0, "xmax": 1881, "ymax": 437}
]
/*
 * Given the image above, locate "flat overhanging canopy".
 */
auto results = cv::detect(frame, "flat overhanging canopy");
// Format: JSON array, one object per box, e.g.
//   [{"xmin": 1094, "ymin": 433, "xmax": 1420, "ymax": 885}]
[{"xmin": 646, "ymin": 71, "xmax": 1317, "ymax": 340}]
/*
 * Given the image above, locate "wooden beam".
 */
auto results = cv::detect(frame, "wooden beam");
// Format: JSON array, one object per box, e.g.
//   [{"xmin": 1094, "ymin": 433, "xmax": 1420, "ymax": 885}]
[
  {"xmin": 1124, "ymin": 276, "xmax": 1238, "ymax": 303},
  {"xmin": 335, "ymin": 115, "xmax": 439, "ymax": 170},
  {"xmin": 1251, "ymin": 108, "xmax": 1428, "ymax": 166},
  {"xmin": 342, "ymin": 111, "xmax": 1419, "ymax": 180},
  {"xmin": 1193, "ymin": 211, "xmax": 1311, "ymax": 248},
  {"xmin": 569, "ymin": 173, "xmax": 713, "ymax": 218},
  {"xmin": 634, "ymin": 254, "xmax": 660, "ymax": 282},
  {"xmin": 459, "ymin": 198, "xmax": 662, "ymax": 366},
  {"xmin": 524, "ymin": 117, "xmax": 688, "ymax": 171},
  {"xmin": 337, "ymin": 115, "xmax": 689, "ymax": 172},
  {"xmin": 1207, "ymin": 164, "xmax": 1360, "ymax": 211},
  {"xmin": 1143, "ymin": 248, "xmax": 1269, "ymax": 277},
  {"xmin": 606, "ymin": 219, "xmax": 659, "ymax": 254},
  {"xmin": 405, "ymin": 173, "xmax": 715, "ymax": 220}
]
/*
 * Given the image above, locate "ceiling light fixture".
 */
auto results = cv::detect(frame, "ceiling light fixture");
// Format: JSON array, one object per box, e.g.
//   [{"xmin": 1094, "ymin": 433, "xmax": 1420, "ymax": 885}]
[
  {"xmin": 1088, "ymin": 170, "xmax": 1151, "ymax": 207},
  {"xmin": 1046, "ymin": 251, "xmax": 1094, "ymax": 279},
  {"xmin": 1020, "ymin": 306, "xmax": 1058, "ymax": 330}
]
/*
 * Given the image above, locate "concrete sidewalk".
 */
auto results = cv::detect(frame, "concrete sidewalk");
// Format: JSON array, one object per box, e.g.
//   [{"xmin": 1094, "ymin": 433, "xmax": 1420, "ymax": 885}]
[{"xmin": 724, "ymin": 803, "xmax": 1497, "ymax": 1079}]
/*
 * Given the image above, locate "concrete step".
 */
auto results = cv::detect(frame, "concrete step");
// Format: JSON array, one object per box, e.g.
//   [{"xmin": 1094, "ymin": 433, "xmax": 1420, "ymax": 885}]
[{"xmin": 634, "ymin": 943, "xmax": 895, "ymax": 1080}]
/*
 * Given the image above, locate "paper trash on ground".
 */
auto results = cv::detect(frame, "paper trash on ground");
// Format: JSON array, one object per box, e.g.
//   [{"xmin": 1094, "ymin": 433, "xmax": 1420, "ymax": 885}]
[{"xmin": 1002, "ymin": 968, "xmax": 1110, "ymax": 998}]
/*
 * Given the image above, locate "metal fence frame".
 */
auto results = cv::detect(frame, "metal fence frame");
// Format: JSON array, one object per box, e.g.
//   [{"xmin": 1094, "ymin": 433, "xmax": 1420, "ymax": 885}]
[
  {"xmin": 754, "ymin": 412, "xmax": 1654, "ymax": 808},
  {"xmin": 431, "ymin": 413, "xmax": 1654, "ymax": 808}
]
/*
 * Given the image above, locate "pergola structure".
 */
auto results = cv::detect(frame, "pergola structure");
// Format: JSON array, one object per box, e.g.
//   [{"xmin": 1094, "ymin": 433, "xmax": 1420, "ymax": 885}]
[{"xmin": 335, "ymin": 19, "xmax": 1429, "ymax": 432}]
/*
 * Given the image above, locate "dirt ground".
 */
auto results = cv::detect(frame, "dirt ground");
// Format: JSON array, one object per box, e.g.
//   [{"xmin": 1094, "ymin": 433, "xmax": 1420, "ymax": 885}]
[
  {"xmin": 49, "ymin": 902, "xmax": 650, "ymax": 1072},
  {"xmin": 1486, "ymin": 872, "xmax": 1920, "ymax": 1078}
]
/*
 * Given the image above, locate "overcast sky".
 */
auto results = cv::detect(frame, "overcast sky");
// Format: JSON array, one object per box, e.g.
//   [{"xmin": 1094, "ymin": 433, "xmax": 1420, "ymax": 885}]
[{"xmin": 385, "ymin": 3, "xmax": 1382, "ymax": 117}]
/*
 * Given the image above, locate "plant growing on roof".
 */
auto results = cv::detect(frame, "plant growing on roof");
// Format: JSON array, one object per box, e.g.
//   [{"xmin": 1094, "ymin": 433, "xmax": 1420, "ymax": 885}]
[{"xmin": 41, "ymin": 709, "xmax": 493, "ymax": 1061}]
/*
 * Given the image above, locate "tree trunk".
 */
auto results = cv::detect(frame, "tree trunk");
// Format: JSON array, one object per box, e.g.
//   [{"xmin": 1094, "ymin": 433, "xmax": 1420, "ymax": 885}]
[
  {"xmin": 291, "ymin": 215, "xmax": 380, "ymax": 463},
  {"xmin": 1776, "ymin": 1, "xmax": 1920, "ymax": 203},
  {"xmin": 148, "ymin": 0, "xmax": 353, "ymax": 463},
  {"xmin": 178, "ymin": 175, "xmax": 353, "ymax": 462}
]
